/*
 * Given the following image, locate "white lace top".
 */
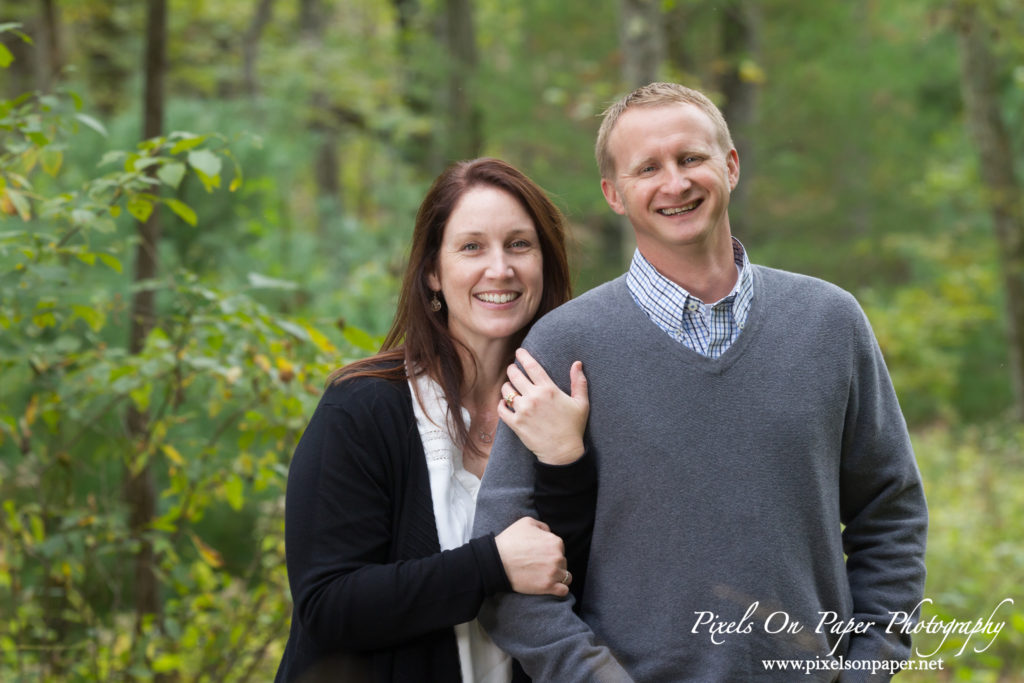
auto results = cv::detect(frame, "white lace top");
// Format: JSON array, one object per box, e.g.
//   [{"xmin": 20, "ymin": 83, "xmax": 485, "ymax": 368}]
[{"xmin": 409, "ymin": 372, "xmax": 511, "ymax": 683}]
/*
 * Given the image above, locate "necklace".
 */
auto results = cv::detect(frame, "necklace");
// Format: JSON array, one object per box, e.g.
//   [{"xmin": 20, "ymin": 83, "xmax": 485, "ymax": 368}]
[
  {"xmin": 475, "ymin": 413, "xmax": 498, "ymax": 443},
  {"xmin": 477, "ymin": 422, "xmax": 497, "ymax": 443}
]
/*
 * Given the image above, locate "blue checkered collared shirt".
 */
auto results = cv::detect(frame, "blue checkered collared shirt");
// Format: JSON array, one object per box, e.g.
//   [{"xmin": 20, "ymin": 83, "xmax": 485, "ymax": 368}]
[{"xmin": 626, "ymin": 239, "xmax": 754, "ymax": 359}]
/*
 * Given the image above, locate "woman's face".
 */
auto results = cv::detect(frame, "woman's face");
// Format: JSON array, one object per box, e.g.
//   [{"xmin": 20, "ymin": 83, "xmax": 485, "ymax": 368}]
[{"xmin": 428, "ymin": 185, "xmax": 544, "ymax": 357}]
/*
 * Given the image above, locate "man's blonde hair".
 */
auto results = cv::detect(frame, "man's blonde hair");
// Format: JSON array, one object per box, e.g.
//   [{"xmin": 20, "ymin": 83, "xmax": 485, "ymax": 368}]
[{"xmin": 595, "ymin": 82, "xmax": 735, "ymax": 179}]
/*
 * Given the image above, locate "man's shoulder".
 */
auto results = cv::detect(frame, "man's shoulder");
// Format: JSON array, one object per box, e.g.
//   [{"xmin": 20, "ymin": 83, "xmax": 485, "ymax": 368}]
[
  {"xmin": 754, "ymin": 264, "xmax": 862, "ymax": 312},
  {"xmin": 529, "ymin": 275, "xmax": 628, "ymax": 333}
]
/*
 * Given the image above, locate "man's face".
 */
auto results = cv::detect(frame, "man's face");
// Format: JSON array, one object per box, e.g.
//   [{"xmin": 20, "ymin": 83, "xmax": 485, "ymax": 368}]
[{"xmin": 600, "ymin": 103, "xmax": 739, "ymax": 261}]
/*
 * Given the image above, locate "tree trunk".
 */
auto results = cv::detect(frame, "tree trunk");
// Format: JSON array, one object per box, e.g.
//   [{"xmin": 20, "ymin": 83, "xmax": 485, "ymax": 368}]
[
  {"xmin": 1, "ymin": 0, "xmax": 36, "ymax": 97},
  {"xmin": 84, "ymin": 1, "xmax": 131, "ymax": 116},
  {"xmin": 441, "ymin": 0, "xmax": 482, "ymax": 163},
  {"xmin": 717, "ymin": 0, "xmax": 761, "ymax": 238},
  {"xmin": 956, "ymin": 1, "xmax": 1024, "ymax": 420},
  {"xmin": 619, "ymin": 0, "xmax": 664, "ymax": 88},
  {"xmin": 125, "ymin": 0, "xmax": 167, "ymax": 635},
  {"xmin": 300, "ymin": 0, "xmax": 341, "ymax": 234},
  {"xmin": 391, "ymin": 0, "xmax": 435, "ymax": 169},
  {"xmin": 242, "ymin": 0, "xmax": 275, "ymax": 97},
  {"xmin": 36, "ymin": 0, "xmax": 61, "ymax": 92},
  {"xmin": 613, "ymin": 0, "xmax": 665, "ymax": 265}
]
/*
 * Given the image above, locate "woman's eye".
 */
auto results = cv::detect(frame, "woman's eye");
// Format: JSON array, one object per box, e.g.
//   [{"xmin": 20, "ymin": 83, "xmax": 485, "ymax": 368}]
[
  {"xmin": 461, "ymin": 242, "xmax": 480, "ymax": 252},
  {"xmin": 509, "ymin": 239, "xmax": 531, "ymax": 249}
]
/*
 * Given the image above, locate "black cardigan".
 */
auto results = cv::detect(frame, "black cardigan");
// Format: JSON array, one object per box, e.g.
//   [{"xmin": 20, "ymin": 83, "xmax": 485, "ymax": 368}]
[{"xmin": 275, "ymin": 373, "xmax": 597, "ymax": 683}]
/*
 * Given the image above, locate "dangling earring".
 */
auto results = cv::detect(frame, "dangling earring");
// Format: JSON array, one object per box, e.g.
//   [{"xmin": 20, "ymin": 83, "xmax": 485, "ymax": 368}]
[{"xmin": 430, "ymin": 291, "xmax": 442, "ymax": 312}]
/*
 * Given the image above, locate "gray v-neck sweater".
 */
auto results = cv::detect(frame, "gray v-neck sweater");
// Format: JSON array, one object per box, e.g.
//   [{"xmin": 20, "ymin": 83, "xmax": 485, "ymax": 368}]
[{"xmin": 476, "ymin": 266, "xmax": 927, "ymax": 682}]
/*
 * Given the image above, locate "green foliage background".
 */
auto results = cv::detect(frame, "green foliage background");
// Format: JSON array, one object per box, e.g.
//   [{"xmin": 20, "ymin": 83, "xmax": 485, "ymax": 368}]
[{"xmin": 1, "ymin": 0, "xmax": 1023, "ymax": 680}]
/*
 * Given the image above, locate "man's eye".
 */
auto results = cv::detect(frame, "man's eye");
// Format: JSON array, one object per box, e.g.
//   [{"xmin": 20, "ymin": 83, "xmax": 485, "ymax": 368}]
[
  {"xmin": 639, "ymin": 165, "xmax": 656, "ymax": 174},
  {"xmin": 683, "ymin": 156, "xmax": 703, "ymax": 166}
]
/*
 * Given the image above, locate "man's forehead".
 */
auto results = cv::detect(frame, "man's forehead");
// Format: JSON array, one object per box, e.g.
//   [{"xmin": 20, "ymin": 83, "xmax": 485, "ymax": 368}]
[{"xmin": 610, "ymin": 104, "xmax": 719, "ymax": 156}]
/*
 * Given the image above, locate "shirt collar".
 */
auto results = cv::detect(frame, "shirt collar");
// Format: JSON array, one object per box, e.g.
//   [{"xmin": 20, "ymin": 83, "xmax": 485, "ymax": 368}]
[{"xmin": 626, "ymin": 238, "xmax": 754, "ymax": 328}]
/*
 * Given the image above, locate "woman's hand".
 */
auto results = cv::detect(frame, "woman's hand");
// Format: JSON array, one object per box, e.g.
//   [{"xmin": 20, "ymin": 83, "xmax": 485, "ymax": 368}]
[
  {"xmin": 494, "ymin": 517, "xmax": 571, "ymax": 597},
  {"xmin": 498, "ymin": 349, "xmax": 588, "ymax": 466}
]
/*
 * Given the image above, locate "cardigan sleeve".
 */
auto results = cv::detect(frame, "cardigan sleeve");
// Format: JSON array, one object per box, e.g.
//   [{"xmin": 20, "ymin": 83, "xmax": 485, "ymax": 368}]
[
  {"xmin": 284, "ymin": 378, "xmax": 511, "ymax": 652},
  {"xmin": 533, "ymin": 449, "xmax": 597, "ymax": 610}
]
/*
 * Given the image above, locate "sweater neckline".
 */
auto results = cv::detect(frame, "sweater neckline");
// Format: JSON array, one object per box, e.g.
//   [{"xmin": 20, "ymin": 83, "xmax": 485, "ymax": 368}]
[{"xmin": 612, "ymin": 265, "xmax": 768, "ymax": 374}]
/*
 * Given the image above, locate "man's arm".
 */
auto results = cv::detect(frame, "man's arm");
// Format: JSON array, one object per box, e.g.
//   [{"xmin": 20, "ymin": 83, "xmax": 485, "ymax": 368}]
[
  {"xmin": 839, "ymin": 305, "xmax": 928, "ymax": 676},
  {"xmin": 475, "ymin": 338, "xmax": 630, "ymax": 681}
]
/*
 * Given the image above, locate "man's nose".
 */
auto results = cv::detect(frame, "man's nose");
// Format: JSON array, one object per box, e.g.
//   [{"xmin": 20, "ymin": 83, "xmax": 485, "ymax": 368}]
[{"xmin": 663, "ymin": 165, "xmax": 692, "ymax": 194}]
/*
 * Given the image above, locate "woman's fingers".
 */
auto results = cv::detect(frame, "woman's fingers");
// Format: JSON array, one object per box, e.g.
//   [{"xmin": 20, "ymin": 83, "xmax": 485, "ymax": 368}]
[
  {"xmin": 569, "ymin": 360, "xmax": 589, "ymax": 405},
  {"xmin": 505, "ymin": 362, "xmax": 530, "ymax": 396},
  {"xmin": 514, "ymin": 348, "xmax": 555, "ymax": 387}
]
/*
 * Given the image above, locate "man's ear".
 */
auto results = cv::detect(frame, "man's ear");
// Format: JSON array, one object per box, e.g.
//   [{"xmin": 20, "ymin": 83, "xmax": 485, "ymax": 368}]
[
  {"xmin": 601, "ymin": 178, "xmax": 626, "ymax": 215},
  {"xmin": 727, "ymin": 149, "xmax": 740, "ymax": 191}
]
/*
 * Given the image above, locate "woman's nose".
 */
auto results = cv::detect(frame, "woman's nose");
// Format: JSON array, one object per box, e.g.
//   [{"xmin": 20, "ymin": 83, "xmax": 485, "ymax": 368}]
[{"xmin": 484, "ymin": 251, "xmax": 514, "ymax": 279}]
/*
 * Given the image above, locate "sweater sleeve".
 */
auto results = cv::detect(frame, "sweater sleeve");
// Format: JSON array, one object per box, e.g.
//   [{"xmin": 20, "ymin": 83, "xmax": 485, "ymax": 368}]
[
  {"xmin": 284, "ymin": 379, "xmax": 510, "ymax": 652},
  {"xmin": 475, "ymin": 336, "xmax": 632, "ymax": 682},
  {"xmin": 533, "ymin": 449, "xmax": 597, "ymax": 610},
  {"xmin": 838, "ymin": 306, "xmax": 928, "ymax": 680}
]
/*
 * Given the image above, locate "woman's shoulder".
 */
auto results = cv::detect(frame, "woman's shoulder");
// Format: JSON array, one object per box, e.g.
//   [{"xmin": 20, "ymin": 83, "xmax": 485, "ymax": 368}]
[{"xmin": 319, "ymin": 360, "xmax": 411, "ymax": 418}]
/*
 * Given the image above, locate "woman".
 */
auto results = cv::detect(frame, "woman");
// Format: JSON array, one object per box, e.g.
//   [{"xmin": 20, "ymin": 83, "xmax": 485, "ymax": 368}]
[{"xmin": 275, "ymin": 158, "xmax": 589, "ymax": 682}]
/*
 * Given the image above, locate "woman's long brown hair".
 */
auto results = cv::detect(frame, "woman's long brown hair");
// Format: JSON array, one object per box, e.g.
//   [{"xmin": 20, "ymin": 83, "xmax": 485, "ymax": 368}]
[{"xmin": 328, "ymin": 158, "xmax": 572, "ymax": 454}]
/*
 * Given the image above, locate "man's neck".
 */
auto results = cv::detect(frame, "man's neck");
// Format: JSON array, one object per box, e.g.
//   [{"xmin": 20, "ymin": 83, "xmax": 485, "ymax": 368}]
[{"xmin": 639, "ymin": 235, "xmax": 738, "ymax": 303}]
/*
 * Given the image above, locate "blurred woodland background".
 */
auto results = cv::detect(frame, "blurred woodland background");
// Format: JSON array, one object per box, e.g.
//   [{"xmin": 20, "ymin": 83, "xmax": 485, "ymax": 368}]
[{"xmin": 1, "ymin": 0, "xmax": 1023, "ymax": 680}]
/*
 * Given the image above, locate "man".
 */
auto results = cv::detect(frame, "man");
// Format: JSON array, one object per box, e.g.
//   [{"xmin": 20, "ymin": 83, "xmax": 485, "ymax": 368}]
[{"xmin": 474, "ymin": 82, "xmax": 928, "ymax": 681}]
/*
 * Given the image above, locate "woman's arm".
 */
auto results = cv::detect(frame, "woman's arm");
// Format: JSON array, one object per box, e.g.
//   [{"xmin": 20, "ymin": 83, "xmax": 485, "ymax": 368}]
[
  {"xmin": 533, "ymin": 452, "xmax": 597, "ymax": 608},
  {"xmin": 285, "ymin": 379, "xmax": 567, "ymax": 653}
]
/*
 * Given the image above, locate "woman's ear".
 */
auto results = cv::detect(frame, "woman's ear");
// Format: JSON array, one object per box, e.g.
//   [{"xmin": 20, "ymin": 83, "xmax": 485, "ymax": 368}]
[{"xmin": 426, "ymin": 269, "xmax": 440, "ymax": 291}]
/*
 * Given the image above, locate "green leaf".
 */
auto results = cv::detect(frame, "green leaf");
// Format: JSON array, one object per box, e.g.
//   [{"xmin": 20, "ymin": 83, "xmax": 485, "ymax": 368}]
[
  {"xmin": 156, "ymin": 162, "xmax": 186, "ymax": 189},
  {"xmin": 73, "ymin": 113, "xmax": 107, "ymax": 137},
  {"xmin": 164, "ymin": 198, "xmax": 197, "ymax": 226},
  {"xmin": 26, "ymin": 130, "xmax": 48, "ymax": 146},
  {"xmin": 98, "ymin": 253, "xmax": 122, "ymax": 273},
  {"xmin": 0, "ymin": 43, "xmax": 12, "ymax": 69},
  {"xmin": 223, "ymin": 474, "xmax": 244, "ymax": 511},
  {"xmin": 187, "ymin": 149, "xmax": 222, "ymax": 178},
  {"xmin": 193, "ymin": 167, "xmax": 221, "ymax": 193},
  {"xmin": 247, "ymin": 272, "xmax": 298, "ymax": 290},
  {"xmin": 277, "ymin": 319, "xmax": 311, "ymax": 342},
  {"xmin": 71, "ymin": 209, "xmax": 94, "ymax": 226},
  {"xmin": 5, "ymin": 188, "xmax": 31, "ymax": 220},
  {"xmin": 129, "ymin": 384, "xmax": 151, "ymax": 412},
  {"xmin": 72, "ymin": 304, "xmax": 105, "ymax": 332},
  {"xmin": 132, "ymin": 156, "xmax": 161, "ymax": 172},
  {"xmin": 126, "ymin": 195, "xmax": 154, "ymax": 223},
  {"xmin": 41, "ymin": 149, "xmax": 63, "ymax": 176},
  {"xmin": 152, "ymin": 653, "xmax": 182, "ymax": 674},
  {"xmin": 169, "ymin": 134, "xmax": 206, "ymax": 154},
  {"xmin": 343, "ymin": 325, "xmax": 379, "ymax": 352},
  {"xmin": 98, "ymin": 150, "xmax": 125, "ymax": 167}
]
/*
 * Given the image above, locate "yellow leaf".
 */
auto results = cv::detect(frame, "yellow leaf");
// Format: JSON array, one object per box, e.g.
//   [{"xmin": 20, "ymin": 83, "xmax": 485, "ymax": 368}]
[
  {"xmin": 307, "ymin": 325, "xmax": 337, "ymax": 354},
  {"xmin": 190, "ymin": 533, "xmax": 224, "ymax": 568},
  {"xmin": 24, "ymin": 395, "xmax": 38, "ymax": 426},
  {"xmin": 162, "ymin": 444, "xmax": 184, "ymax": 465}
]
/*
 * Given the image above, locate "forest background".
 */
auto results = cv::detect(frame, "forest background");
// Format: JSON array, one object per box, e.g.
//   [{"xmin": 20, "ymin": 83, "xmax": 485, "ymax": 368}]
[{"xmin": 1, "ymin": 0, "xmax": 1023, "ymax": 680}]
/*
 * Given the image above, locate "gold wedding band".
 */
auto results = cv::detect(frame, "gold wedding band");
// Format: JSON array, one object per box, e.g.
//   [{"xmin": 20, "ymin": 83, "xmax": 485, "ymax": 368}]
[{"xmin": 561, "ymin": 570, "xmax": 571, "ymax": 585}]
